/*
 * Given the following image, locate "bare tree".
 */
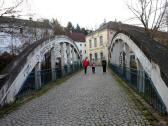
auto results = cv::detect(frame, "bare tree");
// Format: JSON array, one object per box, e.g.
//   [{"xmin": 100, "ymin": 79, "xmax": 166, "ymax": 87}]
[
  {"xmin": 0, "ymin": 0, "xmax": 25, "ymax": 17},
  {"xmin": 161, "ymin": 2, "xmax": 168, "ymax": 31},
  {"xmin": 51, "ymin": 18, "xmax": 64, "ymax": 35},
  {"xmin": 127, "ymin": 0, "xmax": 168, "ymax": 37}
]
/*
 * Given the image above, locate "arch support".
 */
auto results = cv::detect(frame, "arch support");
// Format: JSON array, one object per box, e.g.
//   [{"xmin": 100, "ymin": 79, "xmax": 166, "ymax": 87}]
[
  {"xmin": 109, "ymin": 33, "xmax": 168, "ymax": 113},
  {"xmin": 0, "ymin": 35, "xmax": 81, "ymax": 106}
]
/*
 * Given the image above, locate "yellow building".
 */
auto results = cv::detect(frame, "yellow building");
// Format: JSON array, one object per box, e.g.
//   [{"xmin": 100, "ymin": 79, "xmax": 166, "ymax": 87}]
[{"xmin": 86, "ymin": 24, "xmax": 114, "ymax": 65}]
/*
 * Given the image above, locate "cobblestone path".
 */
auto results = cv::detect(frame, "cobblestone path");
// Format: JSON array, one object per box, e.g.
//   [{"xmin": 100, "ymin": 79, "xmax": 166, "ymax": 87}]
[{"xmin": 0, "ymin": 67, "xmax": 150, "ymax": 126}]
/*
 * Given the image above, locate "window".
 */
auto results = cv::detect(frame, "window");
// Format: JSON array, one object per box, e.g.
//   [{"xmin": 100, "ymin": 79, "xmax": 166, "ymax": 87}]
[
  {"xmin": 90, "ymin": 54, "xmax": 92, "ymax": 61},
  {"xmin": 20, "ymin": 28, "xmax": 23, "ymax": 34},
  {"xmin": 0, "ymin": 39, "xmax": 4, "ymax": 45},
  {"xmin": 100, "ymin": 36, "xmax": 103, "ymax": 46},
  {"xmin": 94, "ymin": 38, "xmax": 97, "ymax": 47},
  {"xmin": 95, "ymin": 53, "xmax": 98, "ymax": 61},
  {"xmin": 89, "ymin": 39, "xmax": 92, "ymax": 48},
  {"xmin": 100, "ymin": 52, "xmax": 103, "ymax": 60}
]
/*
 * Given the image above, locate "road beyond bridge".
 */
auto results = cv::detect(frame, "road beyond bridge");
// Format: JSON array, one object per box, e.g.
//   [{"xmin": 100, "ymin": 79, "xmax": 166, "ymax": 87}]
[{"xmin": 0, "ymin": 67, "xmax": 151, "ymax": 126}]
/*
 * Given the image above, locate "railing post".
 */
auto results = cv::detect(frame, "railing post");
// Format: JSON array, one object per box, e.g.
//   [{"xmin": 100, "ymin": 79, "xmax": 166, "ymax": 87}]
[
  {"xmin": 137, "ymin": 61, "xmax": 145, "ymax": 93},
  {"xmin": 35, "ymin": 62, "xmax": 41, "ymax": 90},
  {"xmin": 51, "ymin": 48, "xmax": 56, "ymax": 81},
  {"xmin": 61, "ymin": 43, "xmax": 65, "ymax": 76},
  {"xmin": 140, "ymin": 70, "xmax": 145, "ymax": 93},
  {"xmin": 71, "ymin": 47, "xmax": 75, "ymax": 72}
]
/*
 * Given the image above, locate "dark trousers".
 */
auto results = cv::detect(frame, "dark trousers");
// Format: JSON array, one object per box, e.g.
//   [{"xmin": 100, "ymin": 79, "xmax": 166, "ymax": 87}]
[
  {"xmin": 84, "ymin": 67, "xmax": 87, "ymax": 74},
  {"xmin": 92, "ymin": 67, "xmax": 95, "ymax": 74},
  {"xmin": 103, "ymin": 66, "xmax": 106, "ymax": 72}
]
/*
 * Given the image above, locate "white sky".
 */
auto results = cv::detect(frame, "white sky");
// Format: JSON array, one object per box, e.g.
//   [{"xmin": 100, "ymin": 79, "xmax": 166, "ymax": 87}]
[{"xmin": 4, "ymin": 0, "xmax": 138, "ymax": 29}]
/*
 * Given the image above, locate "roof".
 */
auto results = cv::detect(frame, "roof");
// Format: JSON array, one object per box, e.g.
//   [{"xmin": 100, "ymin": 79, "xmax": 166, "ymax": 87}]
[
  {"xmin": 105, "ymin": 21, "xmax": 168, "ymax": 86},
  {"xmin": 65, "ymin": 32, "xmax": 85, "ymax": 42},
  {"xmin": 0, "ymin": 16, "xmax": 52, "ymax": 29}
]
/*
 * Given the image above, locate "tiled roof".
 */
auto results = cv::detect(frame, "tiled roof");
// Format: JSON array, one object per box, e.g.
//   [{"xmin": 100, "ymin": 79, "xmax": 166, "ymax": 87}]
[{"xmin": 65, "ymin": 32, "xmax": 85, "ymax": 42}]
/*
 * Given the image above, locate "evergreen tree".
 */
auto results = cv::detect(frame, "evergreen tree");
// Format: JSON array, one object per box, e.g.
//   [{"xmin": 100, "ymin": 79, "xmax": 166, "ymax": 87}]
[
  {"xmin": 75, "ymin": 24, "xmax": 81, "ymax": 32},
  {"xmin": 66, "ymin": 22, "xmax": 74, "ymax": 32},
  {"xmin": 66, "ymin": 21, "xmax": 92, "ymax": 35},
  {"xmin": 81, "ymin": 27, "xmax": 87, "ymax": 35}
]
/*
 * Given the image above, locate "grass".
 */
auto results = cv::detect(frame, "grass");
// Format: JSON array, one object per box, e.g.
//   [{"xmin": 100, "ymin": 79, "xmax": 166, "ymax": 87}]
[
  {"xmin": 0, "ymin": 70, "xmax": 81, "ymax": 118},
  {"xmin": 108, "ymin": 68, "xmax": 168, "ymax": 126}
]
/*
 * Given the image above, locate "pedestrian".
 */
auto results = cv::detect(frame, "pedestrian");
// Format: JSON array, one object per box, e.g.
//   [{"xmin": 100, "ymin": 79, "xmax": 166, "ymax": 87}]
[
  {"xmin": 83, "ymin": 57, "xmax": 89, "ymax": 74},
  {"xmin": 102, "ymin": 58, "xmax": 107, "ymax": 73},
  {"xmin": 91, "ymin": 59, "xmax": 96, "ymax": 74}
]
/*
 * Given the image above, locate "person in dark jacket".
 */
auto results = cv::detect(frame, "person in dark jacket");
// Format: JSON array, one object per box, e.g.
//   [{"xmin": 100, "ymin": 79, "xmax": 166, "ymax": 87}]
[{"xmin": 102, "ymin": 58, "xmax": 107, "ymax": 73}]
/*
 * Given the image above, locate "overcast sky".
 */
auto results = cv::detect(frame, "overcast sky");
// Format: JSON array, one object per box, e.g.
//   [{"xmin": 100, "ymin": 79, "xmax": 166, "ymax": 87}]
[{"xmin": 5, "ymin": 0, "xmax": 138, "ymax": 29}]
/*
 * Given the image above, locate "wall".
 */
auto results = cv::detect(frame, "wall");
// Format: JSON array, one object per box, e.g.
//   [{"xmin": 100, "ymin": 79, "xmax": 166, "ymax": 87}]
[
  {"xmin": 0, "ymin": 21, "xmax": 53, "ymax": 54},
  {"xmin": 75, "ymin": 41, "xmax": 86, "ymax": 60},
  {"xmin": 0, "ymin": 32, "xmax": 21, "ymax": 54}
]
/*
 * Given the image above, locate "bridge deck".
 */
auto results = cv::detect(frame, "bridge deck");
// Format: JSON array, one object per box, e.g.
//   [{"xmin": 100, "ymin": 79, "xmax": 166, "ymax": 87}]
[{"xmin": 0, "ymin": 67, "xmax": 150, "ymax": 126}]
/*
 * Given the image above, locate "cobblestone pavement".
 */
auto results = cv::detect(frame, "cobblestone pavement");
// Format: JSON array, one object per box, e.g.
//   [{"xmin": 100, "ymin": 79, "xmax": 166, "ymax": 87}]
[{"xmin": 0, "ymin": 67, "xmax": 151, "ymax": 126}]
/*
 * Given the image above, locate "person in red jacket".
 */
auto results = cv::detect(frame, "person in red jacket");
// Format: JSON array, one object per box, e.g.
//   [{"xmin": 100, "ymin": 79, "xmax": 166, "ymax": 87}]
[{"xmin": 83, "ymin": 57, "xmax": 89, "ymax": 74}]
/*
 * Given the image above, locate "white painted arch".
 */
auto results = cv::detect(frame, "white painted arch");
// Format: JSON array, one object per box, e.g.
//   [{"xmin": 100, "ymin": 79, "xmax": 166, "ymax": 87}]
[
  {"xmin": 0, "ymin": 35, "xmax": 81, "ymax": 105},
  {"xmin": 110, "ymin": 33, "xmax": 168, "ymax": 112}
]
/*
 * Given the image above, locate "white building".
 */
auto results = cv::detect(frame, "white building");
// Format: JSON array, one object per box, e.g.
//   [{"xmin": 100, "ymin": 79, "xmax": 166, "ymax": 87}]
[
  {"xmin": 0, "ymin": 32, "xmax": 21, "ymax": 54},
  {"xmin": 0, "ymin": 16, "xmax": 53, "ymax": 54},
  {"xmin": 66, "ymin": 32, "xmax": 86, "ymax": 60}
]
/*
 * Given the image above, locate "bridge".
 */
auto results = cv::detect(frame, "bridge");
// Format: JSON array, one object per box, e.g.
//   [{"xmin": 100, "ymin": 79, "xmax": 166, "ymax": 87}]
[
  {"xmin": 0, "ymin": 22, "xmax": 168, "ymax": 125},
  {"xmin": 108, "ymin": 22, "xmax": 168, "ymax": 114},
  {"xmin": 0, "ymin": 35, "xmax": 81, "ymax": 105}
]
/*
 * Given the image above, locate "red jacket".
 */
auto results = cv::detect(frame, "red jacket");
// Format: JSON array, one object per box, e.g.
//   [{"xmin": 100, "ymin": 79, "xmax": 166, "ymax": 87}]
[{"xmin": 83, "ymin": 59, "xmax": 89, "ymax": 68}]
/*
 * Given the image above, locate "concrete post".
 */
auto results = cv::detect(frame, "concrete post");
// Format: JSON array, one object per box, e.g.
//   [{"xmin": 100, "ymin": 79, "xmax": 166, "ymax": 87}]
[
  {"xmin": 137, "ymin": 60, "xmax": 145, "ymax": 93},
  {"xmin": 67, "ymin": 44, "xmax": 71, "ymax": 64},
  {"xmin": 71, "ymin": 47, "xmax": 75, "ymax": 71},
  {"xmin": 51, "ymin": 48, "xmax": 56, "ymax": 81},
  {"xmin": 125, "ymin": 46, "xmax": 131, "ymax": 82},
  {"xmin": 74, "ymin": 51, "xmax": 78, "ymax": 70},
  {"xmin": 35, "ymin": 62, "xmax": 41, "ymax": 90},
  {"xmin": 75, "ymin": 52, "xmax": 80, "ymax": 69},
  {"xmin": 61, "ymin": 43, "xmax": 65, "ymax": 76},
  {"xmin": 77, "ymin": 52, "xmax": 81, "ymax": 68},
  {"xmin": 67, "ymin": 43, "xmax": 71, "ymax": 73}
]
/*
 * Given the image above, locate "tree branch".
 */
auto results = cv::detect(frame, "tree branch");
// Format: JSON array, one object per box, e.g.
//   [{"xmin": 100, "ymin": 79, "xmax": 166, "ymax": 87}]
[{"xmin": 0, "ymin": 0, "xmax": 24, "ymax": 16}]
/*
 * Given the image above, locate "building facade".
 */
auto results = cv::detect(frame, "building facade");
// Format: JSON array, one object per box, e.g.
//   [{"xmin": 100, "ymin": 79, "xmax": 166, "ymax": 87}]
[
  {"xmin": 0, "ymin": 17, "xmax": 53, "ymax": 54},
  {"xmin": 86, "ymin": 25, "xmax": 115, "ymax": 64},
  {"xmin": 75, "ymin": 42, "xmax": 86, "ymax": 60}
]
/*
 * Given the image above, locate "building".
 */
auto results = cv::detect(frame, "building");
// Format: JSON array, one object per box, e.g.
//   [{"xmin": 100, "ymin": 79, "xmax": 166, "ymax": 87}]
[
  {"xmin": 0, "ymin": 16, "xmax": 53, "ymax": 54},
  {"xmin": 66, "ymin": 32, "xmax": 86, "ymax": 60},
  {"xmin": 85, "ymin": 23, "xmax": 115, "ymax": 64}
]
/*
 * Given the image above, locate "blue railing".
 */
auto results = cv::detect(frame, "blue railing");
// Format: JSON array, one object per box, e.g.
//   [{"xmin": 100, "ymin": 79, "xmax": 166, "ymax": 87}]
[
  {"xmin": 16, "ymin": 63, "xmax": 82, "ymax": 99},
  {"xmin": 109, "ymin": 63, "xmax": 167, "ymax": 114}
]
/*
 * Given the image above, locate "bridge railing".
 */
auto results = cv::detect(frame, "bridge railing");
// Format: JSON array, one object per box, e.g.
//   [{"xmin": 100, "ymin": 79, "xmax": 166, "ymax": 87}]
[
  {"xmin": 16, "ymin": 63, "xmax": 82, "ymax": 99},
  {"xmin": 109, "ymin": 63, "xmax": 167, "ymax": 114}
]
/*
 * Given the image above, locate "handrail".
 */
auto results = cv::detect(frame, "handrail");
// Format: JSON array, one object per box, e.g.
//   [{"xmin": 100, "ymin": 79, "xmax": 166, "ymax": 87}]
[{"xmin": 109, "ymin": 63, "xmax": 167, "ymax": 114}]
